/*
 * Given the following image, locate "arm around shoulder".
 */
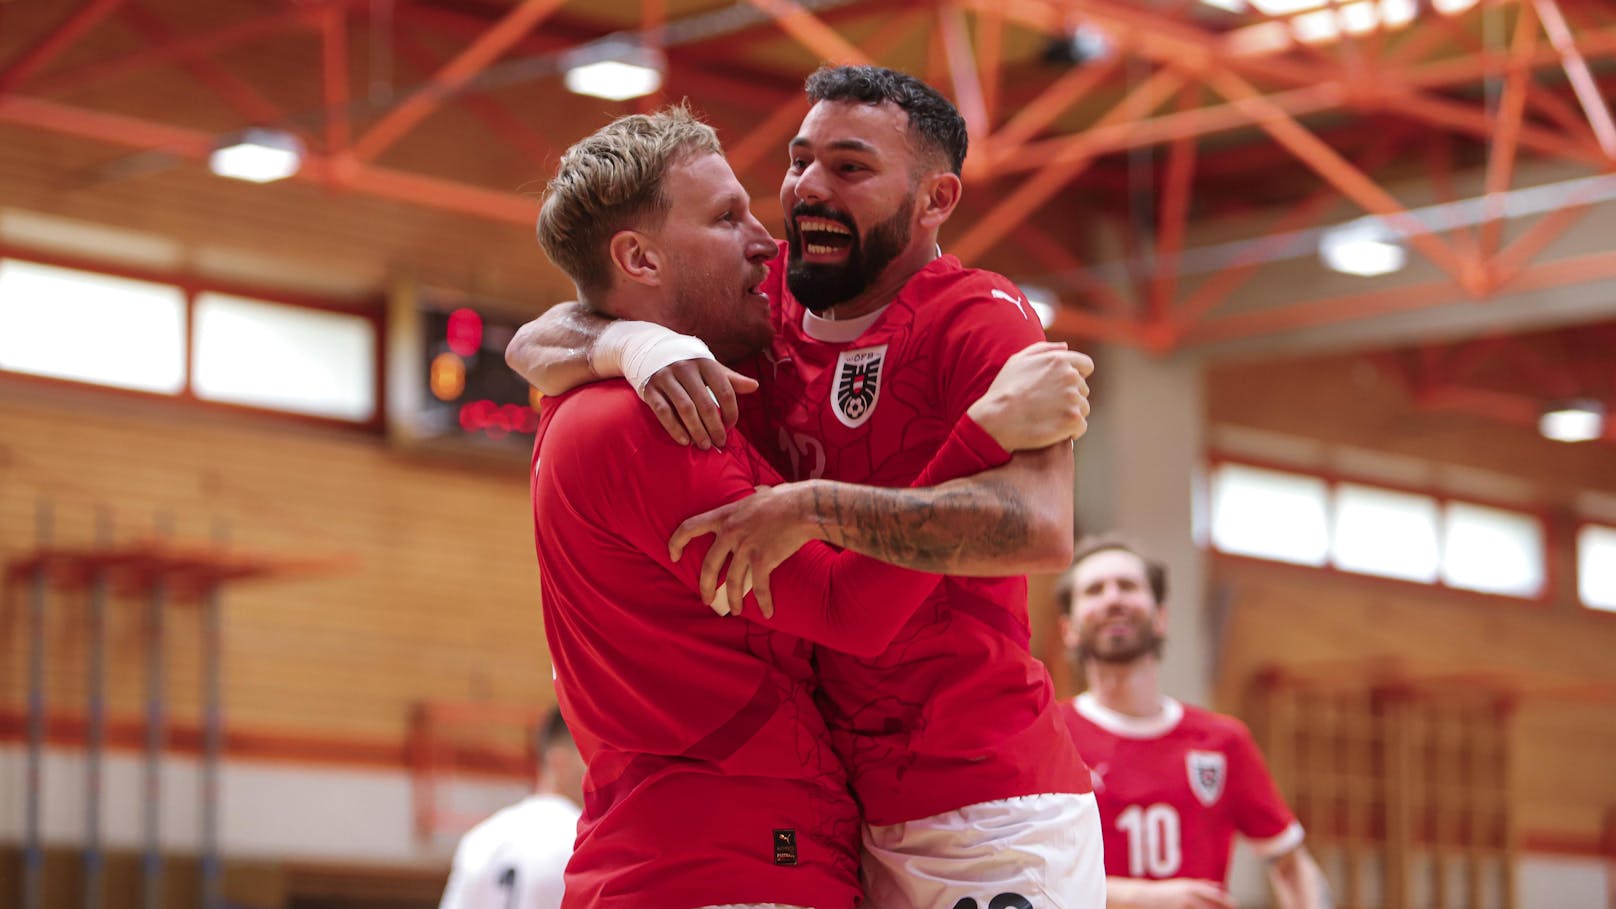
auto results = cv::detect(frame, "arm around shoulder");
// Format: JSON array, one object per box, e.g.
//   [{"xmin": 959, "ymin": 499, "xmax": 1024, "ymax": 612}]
[{"xmin": 505, "ymin": 301, "xmax": 607, "ymax": 396}]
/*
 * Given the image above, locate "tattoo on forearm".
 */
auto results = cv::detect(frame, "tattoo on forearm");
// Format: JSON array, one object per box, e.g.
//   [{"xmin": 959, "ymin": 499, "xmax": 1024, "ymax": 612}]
[{"xmin": 808, "ymin": 480, "xmax": 1032, "ymax": 573}]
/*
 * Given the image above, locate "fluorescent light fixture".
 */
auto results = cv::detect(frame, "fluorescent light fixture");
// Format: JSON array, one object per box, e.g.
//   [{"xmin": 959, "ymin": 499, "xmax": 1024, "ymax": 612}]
[
  {"xmin": 1319, "ymin": 218, "xmax": 1406, "ymax": 276},
  {"xmin": 1380, "ymin": 0, "xmax": 1418, "ymax": 27},
  {"xmin": 1044, "ymin": 25, "xmax": 1114, "ymax": 65},
  {"xmin": 563, "ymin": 39, "xmax": 665, "ymax": 101},
  {"xmin": 1199, "ymin": 0, "xmax": 1247, "ymax": 11},
  {"xmin": 209, "ymin": 128, "xmax": 304, "ymax": 183},
  {"xmin": 1339, "ymin": 1, "xmax": 1380, "ymax": 35},
  {"xmin": 1250, "ymin": 0, "xmax": 1326, "ymax": 13},
  {"xmin": 1291, "ymin": 9, "xmax": 1341, "ymax": 43},
  {"xmin": 1539, "ymin": 401, "xmax": 1605, "ymax": 443},
  {"xmin": 1433, "ymin": 0, "xmax": 1479, "ymax": 14}
]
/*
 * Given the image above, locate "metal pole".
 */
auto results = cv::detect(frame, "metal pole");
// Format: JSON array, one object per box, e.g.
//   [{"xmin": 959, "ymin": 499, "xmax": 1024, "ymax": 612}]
[
  {"xmin": 200, "ymin": 518, "xmax": 229, "ymax": 909},
  {"xmin": 23, "ymin": 499, "xmax": 52, "ymax": 909},
  {"xmin": 84, "ymin": 508, "xmax": 112, "ymax": 909},
  {"xmin": 142, "ymin": 515, "xmax": 170, "ymax": 909}
]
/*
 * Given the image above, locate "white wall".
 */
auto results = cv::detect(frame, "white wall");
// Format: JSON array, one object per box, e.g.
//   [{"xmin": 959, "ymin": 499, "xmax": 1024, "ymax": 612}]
[{"xmin": 0, "ymin": 745, "xmax": 531, "ymax": 864}]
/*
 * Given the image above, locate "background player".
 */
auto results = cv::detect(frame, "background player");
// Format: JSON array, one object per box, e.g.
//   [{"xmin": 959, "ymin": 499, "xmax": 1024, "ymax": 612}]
[
  {"xmin": 1058, "ymin": 535, "xmax": 1333, "ymax": 909},
  {"xmin": 439, "ymin": 708, "xmax": 585, "ymax": 909},
  {"xmin": 509, "ymin": 66, "xmax": 1103, "ymax": 909}
]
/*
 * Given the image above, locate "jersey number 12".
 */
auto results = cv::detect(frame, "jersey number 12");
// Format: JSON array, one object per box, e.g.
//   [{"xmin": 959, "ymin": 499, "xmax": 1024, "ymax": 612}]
[{"xmin": 1116, "ymin": 803, "xmax": 1182, "ymax": 878}]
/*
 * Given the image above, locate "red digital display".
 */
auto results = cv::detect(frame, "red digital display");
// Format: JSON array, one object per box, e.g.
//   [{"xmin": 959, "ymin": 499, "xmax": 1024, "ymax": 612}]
[
  {"xmin": 458, "ymin": 399, "xmax": 540, "ymax": 439},
  {"xmin": 446, "ymin": 307, "xmax": 484, "ymax": 358}
]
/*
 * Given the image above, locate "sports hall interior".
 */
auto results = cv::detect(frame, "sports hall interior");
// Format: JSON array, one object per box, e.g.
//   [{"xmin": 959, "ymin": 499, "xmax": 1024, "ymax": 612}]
[{"xmin": 1, "ymin": 0, "xmax": 1613, "ymax": 906}]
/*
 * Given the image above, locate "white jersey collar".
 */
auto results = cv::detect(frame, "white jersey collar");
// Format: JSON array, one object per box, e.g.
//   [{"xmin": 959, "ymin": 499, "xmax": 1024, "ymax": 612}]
[
  {"xmin": 801, "ymin": 303, "xmax": 890, "ymax": 343},
  {"xmin": 1074, "ymin": 692, "xmax": 1184, "ymax": 739}
]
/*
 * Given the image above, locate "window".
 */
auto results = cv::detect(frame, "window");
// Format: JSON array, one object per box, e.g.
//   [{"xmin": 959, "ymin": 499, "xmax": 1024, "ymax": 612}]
[
  {"xmin": 1579, "ymin": 525, "xmax": 1616, "ymax": 612},
  {"xmin": 0, "ymin": 252, "xmax": 380, "ymax": 427},
  {"xmin": 192, "ymin": 293, "xmax": 375, "ymax": 421},
  {"xmin": 1210, "ymin": 463, "xmax": 1330, "ymax": 566},
  {"xmin": 0, "ymin": 259, "xmax": 186, "ymax": 393},
  {"xmin": 1333, "ymin": 484, "xmax": 1439, "ymax": 582},
  {"xmin": 1209, "ymin": 459, "xmax": 1549, "ymax": 601},
  {"xmin": 1442, "ymin": 504, "xmax": 1543, "ymax": 597}
]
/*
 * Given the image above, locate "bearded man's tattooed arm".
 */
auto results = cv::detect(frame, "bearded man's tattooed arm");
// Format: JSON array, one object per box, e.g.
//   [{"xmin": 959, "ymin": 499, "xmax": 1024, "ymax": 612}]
[{"xmin": 803, "ymin": 444, "xmax": 1074, "ymax": 575}]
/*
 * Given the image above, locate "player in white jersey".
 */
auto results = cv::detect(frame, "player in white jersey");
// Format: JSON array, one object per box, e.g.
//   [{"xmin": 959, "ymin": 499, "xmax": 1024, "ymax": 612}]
[{"xmin": 440, "ymin": 708, "xmax": 585, "ymax": 909}]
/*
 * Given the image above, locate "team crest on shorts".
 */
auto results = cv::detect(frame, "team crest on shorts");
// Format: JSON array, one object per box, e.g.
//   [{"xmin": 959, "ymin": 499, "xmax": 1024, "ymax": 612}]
[
  {"xmin": 832, "ymin": 344, "xmax": 887, "ymax": 429},
  {"xmin": 1187, "ymin": 750, "xmax": 1227, "ymax": 806}
]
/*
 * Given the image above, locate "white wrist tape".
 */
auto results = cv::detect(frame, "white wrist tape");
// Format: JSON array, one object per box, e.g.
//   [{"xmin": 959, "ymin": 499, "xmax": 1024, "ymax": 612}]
[{"xmin": 593, "ymin": 320, "xmax": 715, "ymax": 392}]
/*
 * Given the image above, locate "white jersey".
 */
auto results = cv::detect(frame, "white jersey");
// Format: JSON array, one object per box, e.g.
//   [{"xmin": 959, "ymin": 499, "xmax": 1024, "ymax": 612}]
[{"xmin": 440, "ymin": 794, "xmax": 581, "ymax": 909}]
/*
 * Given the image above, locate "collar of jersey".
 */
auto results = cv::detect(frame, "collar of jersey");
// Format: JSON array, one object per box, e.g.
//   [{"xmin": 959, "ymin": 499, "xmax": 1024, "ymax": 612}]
[
  {"xmin": 801, "ymin": 303, "xmax": 890, "ymax": 343},
  {"xmin": 1074, "ymin": 692, "xmax": 1184, "ymax": 739}
]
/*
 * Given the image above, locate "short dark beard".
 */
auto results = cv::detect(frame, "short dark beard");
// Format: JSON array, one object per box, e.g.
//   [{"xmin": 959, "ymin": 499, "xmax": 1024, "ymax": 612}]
[
  {"xmin": 785, "ymin": 199, "xmax": 911, "ymax": 313},
  {"xmin": 1076, "ymin": 624, "xmax": 1166, "ymax": 665}
]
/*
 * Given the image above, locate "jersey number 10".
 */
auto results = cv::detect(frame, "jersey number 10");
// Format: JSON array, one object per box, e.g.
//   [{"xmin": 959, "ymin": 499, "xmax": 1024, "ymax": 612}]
[{"xmin": 1116, "ymin": 803, "xmax": 1182, "ymax": 878}]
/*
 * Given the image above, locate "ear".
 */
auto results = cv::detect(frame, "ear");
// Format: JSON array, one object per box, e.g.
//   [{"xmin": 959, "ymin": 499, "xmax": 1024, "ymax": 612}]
[
  {"xmin": 916, "ymin": 171, "xmax": 963, "ymax": 232},
  {"xmin": 1059, "ymin": 613, "xmax": 1079, "ymax": 653},
  {"xmin": 607, "ymin": 229, "xmax": 664, "ymax": 287}
]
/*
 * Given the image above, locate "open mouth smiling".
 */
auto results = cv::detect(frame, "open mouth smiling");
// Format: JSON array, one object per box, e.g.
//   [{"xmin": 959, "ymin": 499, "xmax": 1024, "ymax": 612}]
[{"xmin": 796, "ymin": 216, "xmax": 854, "ymax": 256}]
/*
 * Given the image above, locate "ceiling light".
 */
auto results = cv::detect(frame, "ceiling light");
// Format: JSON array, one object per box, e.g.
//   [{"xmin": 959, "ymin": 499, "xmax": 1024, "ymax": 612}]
[
  {"xmin": 1380, "ymin": 0, "xmax": 1418, "ymax": 27},
  {"xmin": 562, "ymin": 38, "xmax": 665, "ymax": 101},
  {"xmin": 1250, "ymin": 0, "xmax": 1326, "ymax": 13},
  {"xmin": 209, "ymin": 128, "xmax": 304, "ymax": 183},
  {"xmin": 1199, "ymin": 0, "xmax": 1247, "ymax": 10},
  {"xmin": 1339, "ymin": 1, "xmax": 1380, "ymax": 35},
  {"xmin": 1539, "ymin": 401, "xmax": 1606, "ymax": 443},
  {"xmin": 1291, "ymin": 9, "xmax": 1341, "ymax": 44},
  {"xmin": 1433, "ymin": 0, "xmax": 1479, "ymax": 14},
  {"xmin": 1042, "ymin": 25, "xmax": 1114, "ymax": 66},
  {"xmin": 1319, "ymin": 218, "xmax": 1406, "ymax": 276}
]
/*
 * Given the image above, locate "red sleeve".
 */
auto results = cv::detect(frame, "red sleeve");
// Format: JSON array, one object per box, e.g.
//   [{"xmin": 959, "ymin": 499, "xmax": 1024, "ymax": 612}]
[
  {"xmin": 1228, "ymin": 721, "xmax": 1303, "ymax": 853},
  {"xmin": 910, "ymin": 413, "xmax": 1011, "ymax": 487},
  {"xmin": 619, "ymin": 423, "xmax": 940, "ymax": 658},
  {"xmin": 933, "ymin": 279, "xmax": 1047, "ymax": 425}
]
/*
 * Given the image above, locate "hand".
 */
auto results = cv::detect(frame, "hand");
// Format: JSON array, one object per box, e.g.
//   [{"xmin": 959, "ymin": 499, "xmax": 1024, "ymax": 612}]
[
  {"xmin": 640, "ymin": 360, "xmax": 759, "ymax": 450},
  {"xmin": 1129, "ymin": 879, "xmax": 1237, "ymax": 909},
  {"xmin": 967, "ymin": 341, "xmax": 1094, "ymax": 451},
  {"xmin": 669, "ymin": 483, "xmax": 820, "ymax": 619}
]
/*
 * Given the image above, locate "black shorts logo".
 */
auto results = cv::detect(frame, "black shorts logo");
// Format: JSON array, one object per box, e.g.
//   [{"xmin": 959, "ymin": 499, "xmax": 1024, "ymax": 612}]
[{"xmin": 773, "ymin": 828, "xmax": 798, "ymax": 866}]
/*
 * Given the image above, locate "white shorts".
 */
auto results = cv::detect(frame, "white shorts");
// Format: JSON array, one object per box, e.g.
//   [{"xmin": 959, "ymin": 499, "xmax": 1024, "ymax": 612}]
[{"xmin": 861, "ymin": 793, "xmax": 1105, "ymax": 909}]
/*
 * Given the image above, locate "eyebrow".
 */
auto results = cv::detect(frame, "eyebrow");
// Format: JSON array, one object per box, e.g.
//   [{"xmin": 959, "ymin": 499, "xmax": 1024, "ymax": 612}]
[
  {"xmin": 711, "ymin": 191, "xmax": 748, "ymax": 214},
  {"xmin": 789, "ymin": 137, "xmax": 881, "ymax": 155}
]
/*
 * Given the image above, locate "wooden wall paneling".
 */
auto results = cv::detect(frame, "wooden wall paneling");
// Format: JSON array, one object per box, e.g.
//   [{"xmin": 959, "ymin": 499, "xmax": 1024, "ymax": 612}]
[{"xmin": 1, "ymin": 381, "xmax": 551, "ymax": 754}]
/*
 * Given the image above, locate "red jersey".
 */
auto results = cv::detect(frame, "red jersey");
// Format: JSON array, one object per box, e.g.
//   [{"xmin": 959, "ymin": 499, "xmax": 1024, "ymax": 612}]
[
  {"xmin": 532, "ymin": 380, "xmax": 1005, "ymax": 908},
  {"xmin": 744, "ymin": 244, "xmax": 1092, "ymax": 825},
  {"xmin": 1062, "ymin": 693, "xmax": 1304, "ymax": 884}
]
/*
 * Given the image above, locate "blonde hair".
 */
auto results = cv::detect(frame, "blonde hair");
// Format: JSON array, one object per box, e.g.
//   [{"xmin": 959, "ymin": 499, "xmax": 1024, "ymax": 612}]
[{"xmin": 536, "ymin": 104, "xmax": 723, "ymax": 296}]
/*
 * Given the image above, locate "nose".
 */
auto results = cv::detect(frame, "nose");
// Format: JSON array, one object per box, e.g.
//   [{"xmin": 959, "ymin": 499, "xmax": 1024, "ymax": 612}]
[
  {"xmin": 792, "ymin": 160, "xmax": 830, "ymax": 204},
  {"xmin": 743, "ymin": 211, "xmax": 775, "ymax": 261}
]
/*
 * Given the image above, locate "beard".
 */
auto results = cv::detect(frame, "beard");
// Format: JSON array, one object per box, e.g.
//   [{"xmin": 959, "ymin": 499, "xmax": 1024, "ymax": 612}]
[
  {"xmin": 785, "ymin": 199, "xmax": 912, "ymax": 313},
  {"xmin": 1076, "ymin": 613, "xmax": 1165, "ymax": 665},
  {"xmin": 669, "ymin": 268, "xmax": 772, "ymax": 364}
]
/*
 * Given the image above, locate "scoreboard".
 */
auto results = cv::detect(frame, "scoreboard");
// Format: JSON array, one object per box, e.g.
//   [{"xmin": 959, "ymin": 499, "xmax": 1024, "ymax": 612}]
[{"xmin": 389, "ymin": 284, "xmax": 545, "ymax": 458}]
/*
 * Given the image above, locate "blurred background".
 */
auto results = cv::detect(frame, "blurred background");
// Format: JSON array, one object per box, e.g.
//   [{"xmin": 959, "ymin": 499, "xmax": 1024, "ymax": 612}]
[{"xmin": 0, "ymin": 0, "xmax": 1613, "ymax": 906}]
